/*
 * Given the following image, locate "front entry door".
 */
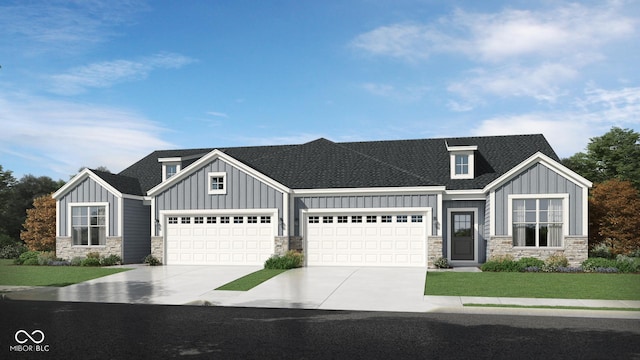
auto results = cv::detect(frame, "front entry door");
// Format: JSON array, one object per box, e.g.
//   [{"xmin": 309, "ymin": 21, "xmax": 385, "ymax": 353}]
[{"xmin": 451, "ymin": 212, "xmax": 474, "ymax": 261}]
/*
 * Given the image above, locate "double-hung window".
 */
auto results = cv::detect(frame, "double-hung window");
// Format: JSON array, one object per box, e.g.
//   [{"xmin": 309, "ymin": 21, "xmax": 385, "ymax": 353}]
[
  {"xmin": 71, "ymin": 205, "xmax": 106, "ymax": 246},
  {"xmin": 455, "ymin": 155, "xmax": 469, "ymax": 176},
  {"xmin": 512, "ymin": 197, "xmax": 564, "ymax": 247}
]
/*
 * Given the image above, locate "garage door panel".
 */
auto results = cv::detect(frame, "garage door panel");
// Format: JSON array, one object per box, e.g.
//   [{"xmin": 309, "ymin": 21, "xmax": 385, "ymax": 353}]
[
  {"xmin": 306, "ymin": 212, "xmax": 427, "ymax": 267},
  {"xmin": 166, "ymin": 214, "xmax": 274, "ymax": 265}
]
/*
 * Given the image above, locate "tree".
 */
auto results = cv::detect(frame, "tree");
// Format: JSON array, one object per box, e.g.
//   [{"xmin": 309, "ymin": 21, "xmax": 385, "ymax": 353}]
[
  {"xmin": 20, "ymin": 193, "xmax": 57, "ymax": 251},
  {"xmin": 588, "ymin": 179, "xmax": 640, "ymax": 255},
  {"xmin": 0, "ymin": 165, "xmax": 17, "ymax": 239},
  {"xmin": 562, "ymin": 127, "xmax": 640, "ymax": 189}
]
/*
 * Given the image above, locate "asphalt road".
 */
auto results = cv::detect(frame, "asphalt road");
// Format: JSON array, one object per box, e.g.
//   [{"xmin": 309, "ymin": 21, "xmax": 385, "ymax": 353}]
[{"xmin": 1, "ymin": 300, "xmax": 639, "ymax": 359}]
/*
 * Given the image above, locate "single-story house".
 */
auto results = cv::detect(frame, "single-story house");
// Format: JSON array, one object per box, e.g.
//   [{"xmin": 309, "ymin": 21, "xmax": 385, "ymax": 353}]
[{"xmin": 53, "ymin": 134, "xmax": 592, "ymax": 267}]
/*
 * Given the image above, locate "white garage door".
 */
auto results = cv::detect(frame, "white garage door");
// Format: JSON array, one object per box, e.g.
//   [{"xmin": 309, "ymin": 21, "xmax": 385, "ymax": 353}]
[
  {"xmin": 165, "ymin": 214, "xmax": 274, "ymax": 265},
  {"xmin": 305, "ymin": 212, "xmax": 428, "ymax": 267}
]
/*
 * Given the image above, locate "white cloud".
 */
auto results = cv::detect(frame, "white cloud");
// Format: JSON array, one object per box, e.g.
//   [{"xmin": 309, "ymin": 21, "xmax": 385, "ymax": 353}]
[
  {"xmin": 361, "ymin": 82, "xmax": 429, "ymax": 102},
  {"xmin": 207, "ymin": 111, "xmax": 229, "ymax": 118},
  {"xmin": 49, "ymin": 53, "xmax": 195, "ymax": 95},
  {"xmin": 0, "ymin": 93, "xmax": 172, "ymax": 177}
]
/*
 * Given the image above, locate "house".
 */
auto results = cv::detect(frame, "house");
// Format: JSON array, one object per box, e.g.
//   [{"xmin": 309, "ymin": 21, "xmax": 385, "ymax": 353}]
[{"xmin": 53, "ymin": 134, "xmax": 592, "ymax": 267}]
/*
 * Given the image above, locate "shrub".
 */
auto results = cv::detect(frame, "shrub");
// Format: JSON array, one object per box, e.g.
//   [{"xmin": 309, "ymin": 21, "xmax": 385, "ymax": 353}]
[
  {"xmin": 433, "ymin": 257, "xmax": 450, "ymax": 269},
  {"xmin": 81, "ymin": 257, "xmax": 102, "ymax": 267},
  {"xmin": 15, "ymin": 250, "xmax": 40, "ymax": 265},
  {"xmin": 582, "ymin": 258, "xmax": 618, "ymax": 272},
  {"xmin": 143, "ymin": 254, "xmax": 161, "ymax": 266},
  {"xmin": 522, "ymin": 266, "xmax": 541, "ymax": 272},
  {"xmin": 264, "ymin": 250, "xmax": 304, "ymax": 269},
  {"xmin": 86, "ymin": 252, "xmax": 101, "ymax": 259},
  {"xmin": 0, "ymin": 242, "xmax": 28, "ymax": 259},
  {"xmin": 542, "ymin": 253, "xmax": 569, "ymax": 272},
  {"xmin": 614, "ymin": 255, "xmax": 640, "ymax": 273},
  {"xmin": 481, "ymin": 255, "xmax": 520, "ymax": 272},
  {"xmin": 70, "ymin": 257, "xmax": 84, "ymax": 266},
  {"xmin": 100, "ymin": 254, "xmax": 122, "ymax": 266},
  {"xmin": 37, "ymin": 251, "xmax": 58, "ymax": 265},
  {"xmin": 590, "ymin": 243, "xmax": 613, "ymax": 259},
  {"xmin": 50, "ymin": 260, "xmax": 70, "ymax": 266},
  {"xmin": 517, "ymin": 257, "xmax": 545, "ymax": 271}
]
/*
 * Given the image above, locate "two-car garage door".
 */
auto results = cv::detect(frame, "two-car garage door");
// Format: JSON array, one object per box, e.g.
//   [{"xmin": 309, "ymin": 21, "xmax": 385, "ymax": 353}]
[
  {"xmin": 165, "ymin": 214, "xmax": 275, "ymax": 265},
  {"xmin": 305, "ymin": 211, "xmax": 429, "ymax": 267}
]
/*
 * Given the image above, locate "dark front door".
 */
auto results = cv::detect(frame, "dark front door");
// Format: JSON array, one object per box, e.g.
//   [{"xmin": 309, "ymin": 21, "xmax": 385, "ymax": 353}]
[{"xmin": 451, "ymin": 212, "xmax": 474, "ymax": 261}]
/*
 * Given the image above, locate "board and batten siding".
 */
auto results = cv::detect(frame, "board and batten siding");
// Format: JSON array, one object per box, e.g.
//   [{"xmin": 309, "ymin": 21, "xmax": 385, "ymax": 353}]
[
  {"xmin": 122, "ymin": 198, "xmax": 151, "ymax": 264},
  {"xmin": 293, "ymin": 194, "xmax": 439, "ymax": 236},
  {"xmin": 58, "ymin": 177, "xmax": 119, "ymax": 237},
  {"xmin": 154, "ymin": 158, "xmax": 285, "ymax": 235},
  {"xmin": 494, "ymin": 162, "xmax": 584, "ymax": 236}
]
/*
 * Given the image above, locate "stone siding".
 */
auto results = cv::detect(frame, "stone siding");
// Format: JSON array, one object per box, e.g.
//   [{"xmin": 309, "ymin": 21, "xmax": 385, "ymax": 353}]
[
  {"xmin": 427, "ymin": 236, "xmax": 443, "ymax": 268},
  {"xmin": 488, "ymin": 236, "xmax": 588, "ymax": 267},
  {"xmin": 151, "ymin": 236, "xmax": 164, "ymax": 264},
  {"xmin": 274, "ymin": 236, "xmax": 303, "ymax": 256},
  {"xmin": 56, "ymin": 237, "xmax": 122, "ymax": 260}
]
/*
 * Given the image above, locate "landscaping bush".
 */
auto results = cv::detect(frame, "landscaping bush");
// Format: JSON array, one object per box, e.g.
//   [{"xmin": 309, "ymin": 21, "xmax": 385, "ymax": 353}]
[
  {"xmin": 81, "ymin": 257, "xmax": 102, "ymax": 267},
  {"xmin": 100, "ymin": 254, "xmax": 122, "ymax": 266},
  {"xmin": 86, "ymin": 252, "xmax": 101, "ymax": 259},
  {"xmin": 0, "ymin": 242, "xmax": 28, "ymax": 259},
  {"xmin": 37, "ymin": 251, "xmax": 58, "ymax": 265},
  {"xmin": 49, "ymin": 260, "xmax": 70, "ymax": 266},
  {"xmin": 516, "ymin": 257, "xmax": 545, "ymax": 271},
  {"xmin": 433, "ymin": 257, "xmax": 450, "ymax": 269},
  {"xmin": 70, "ymin": 257, "xmax": 84, "ymax": 266},
  {"xmin": 542, "ymin": 253, "xmax": 569, "ymax": 272},
  {"xmin": 143, "ymin": 254, "xmax": 161, "ymax": 266},
  {"xmin": 264, "ymin": 250, "xmax": 303, "ymax": 269},
  {"xmin": 589, "ymin": 242, "xmax": 613, "ymax": 259},
  {"xmin": 15, "ymin": 250, "xmax": 40, "ymax": 265},
  {"xmin": 480, "ymin": 255, "xmax": 520, "ymax": 272},
  {"xmin": 614, "ymin": 255, "xmax": 640, "ymax": 273}
]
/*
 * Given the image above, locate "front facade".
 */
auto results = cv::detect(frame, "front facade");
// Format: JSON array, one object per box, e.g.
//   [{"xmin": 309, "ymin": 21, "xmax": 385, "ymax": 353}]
[{"xmin": 53, "ymin": 135, "xmax": 592, "ymax": 266}]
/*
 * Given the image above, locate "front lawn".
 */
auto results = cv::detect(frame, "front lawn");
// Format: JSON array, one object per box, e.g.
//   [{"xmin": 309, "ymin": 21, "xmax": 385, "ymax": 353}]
[
  {"xmin": 0, "ymin": 259, "xmax": 130, "ymax": 287},
  {"xmin": 425, "ymin": 272, "xmax": 640, "ymax": 300}
]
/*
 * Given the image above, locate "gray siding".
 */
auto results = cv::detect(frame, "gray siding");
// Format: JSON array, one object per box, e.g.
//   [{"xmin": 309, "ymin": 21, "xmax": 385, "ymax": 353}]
[
  {"xmin": 155, "ymin": 158, "xmax": 285, "ymax": 235},
  {"xmin": 495, "ymin": 163, "xmax": 584, "ymax": 236},
  {"xmin": 58, "ymin": 177, "xmax": 119, "ymax": 237},
  {"xmin": 443, "ymin": 200, "xmax": 486, "ymax": 263},
  {"xmin": 122, "ymin": 198, "xmax": 151, "ymax": 264},
  {"xmin": 294, "ymin": 194, "xmax": 439, "ymax": 236}
]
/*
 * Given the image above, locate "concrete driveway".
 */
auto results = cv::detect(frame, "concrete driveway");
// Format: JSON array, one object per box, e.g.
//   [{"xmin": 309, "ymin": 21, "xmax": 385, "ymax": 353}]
[{"xmin": 6, "ymin": 265, "xmax": 435, "ymax": 312}]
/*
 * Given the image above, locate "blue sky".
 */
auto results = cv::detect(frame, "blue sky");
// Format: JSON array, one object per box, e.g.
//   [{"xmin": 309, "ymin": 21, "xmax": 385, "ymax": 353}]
[{"xmin": 1, "ymin": 0, "xmax": 639, "ymax": 180}]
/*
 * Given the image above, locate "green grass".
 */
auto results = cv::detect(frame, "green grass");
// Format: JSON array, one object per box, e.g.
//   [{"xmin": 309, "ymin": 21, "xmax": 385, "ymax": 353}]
[
  {"xmin": 0, "ymin": 259, "xmax": 130, "ymax": 287},
  {"xmin": 425, "ymin": 272, "xmax": 640, "ymax": 300},
  {"xmin": 463, "ymin": 304, "xmax": 640, "ymax": 311},
  {"xmin": 215, "ymin": 269, "xmax": 287, "ymax": 291}
]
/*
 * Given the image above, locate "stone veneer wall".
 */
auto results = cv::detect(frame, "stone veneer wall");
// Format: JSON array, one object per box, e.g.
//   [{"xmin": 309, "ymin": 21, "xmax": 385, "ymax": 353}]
[
  {"xmin": 56, "ymin": 237, "xmax": 122, "ymax": 260},
  {"xmin": 488, "ymin": 236, "xmax": 588, "ymax": 267},
  {"xmin": 274, "ymin": 236, "xmax": 303, "ymax": 256},
  {"xmin": 427, "ymin": 236, "xmax": 443, "ymax": 268},
  {"xmin": 151, "ymin": 236, "xmax": 164, "ymax": 264}
]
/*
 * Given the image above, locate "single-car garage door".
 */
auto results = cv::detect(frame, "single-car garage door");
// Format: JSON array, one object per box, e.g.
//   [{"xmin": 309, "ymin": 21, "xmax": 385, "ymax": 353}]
[
  {"xmin": 305, "ymin": 211, "xmax": 429, "ymax": 267},
  {"xmin": 165, "ymin": 214, "xmax": 274, "ymax": 265}
]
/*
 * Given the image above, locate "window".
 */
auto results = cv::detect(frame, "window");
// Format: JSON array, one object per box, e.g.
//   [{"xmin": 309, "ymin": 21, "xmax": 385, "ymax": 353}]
[
  {"xmin": 207, "ymin": 216, "xmax": 216, "ymax": 224},
  {"xmin": 233, "ymin": 216, "xmax": 244, "ymax": 224},
  {"xmin": 208, "ymin": 172, "xmax": 227, "ymax": 195},
  {"xmin": 411, "ymin": 215, "xmax": 423, "ymax": 223},
  {"xmin": 260, "ymin": 216, "xmax": 271, "ymax": 224},
  {"xmin": 309, "ymin": 216, "xmax": 320, "ymax": 223},
  {"xmin": 247, "ymin": 216, "xmax": 258, "ymax": 224},
  {"xmin": 381, "ymin": 215, "xmax": 392, "ymax": 223},
  {"xmin": 166, "ymin": 164, "xmax": 178, "ymax": 179},
  {"xmin": 512, "ymin": 198, "xmax": 563, "ymax": 247},
  {"xmin": 220, "ymin": 216, "xmax": 230, "ymax": 224},
  {"xmin": 323, "ymin": 216, "xmax": 333, "ymax": 223},
  {"xmin": 455, "ymin": 155, "xmax": 469, "ymax": 175},
  {"xmin": 194, "ymin": 216, "xmax": 204, "ymax": 224},
  {"xmin": 352, "ymin": 216, "xmax": 362, "ymax": 223},
  {"xmin": 397, "ymin": 215, "xmax": 408, "ymax": 223},
  {"xmin": 366, "ymin": 215, "xmax": 377, "ymax": 223},
  {"xmin": 168, "ymin": 217, "xmax": 178, "ymax": 224},
  {"xmin": 337, "ymin": 216, "xmax": 348, "ymax": 223},
  {"xmin": 181, "ymin": 217, "xmax": 191, "ymax": 224},
  {"xmin": 71, "ymin": 205, "xmax": 106, "ymax": 246},
  {"xmin": 162, "ymin": 162, "xmax": 181, "ymax": 181}
]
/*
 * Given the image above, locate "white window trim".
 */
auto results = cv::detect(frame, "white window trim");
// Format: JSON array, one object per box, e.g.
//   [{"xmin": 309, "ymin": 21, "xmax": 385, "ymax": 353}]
[
  {"xmin": 162, "ymin": 162, "xmax": 181, "ymax": 181},
  {"xmin": 207, "ymin": 172, "xmax": 227, "ymax": 195},
  {"xmin": 67, "ymin": 202, "xmax": 110, "ymax": 247},
  {"xmin": 507, "ymin": 194, "xmax": 569, "ymax": 248},
  {"xmin": 450, "ymin": 151, "xmax": 475, "ymax": 179}
]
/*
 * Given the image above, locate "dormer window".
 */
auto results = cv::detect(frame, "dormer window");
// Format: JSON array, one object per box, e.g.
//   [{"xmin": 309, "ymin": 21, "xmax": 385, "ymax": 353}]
[
  {"xmin": 446, "ymin": 141, "xmax": 477, "ymax": 179},
  {"xmin": 166, "ymin": 164, "xmax": 178, "ymax": 179},
  {"xmin": 159, "ymin": 157, "xmax": 182, "ymax": 181}
]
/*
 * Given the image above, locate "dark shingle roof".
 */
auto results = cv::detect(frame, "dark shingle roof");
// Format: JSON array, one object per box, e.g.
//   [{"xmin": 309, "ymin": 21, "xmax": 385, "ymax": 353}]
[
  {"xmin": 115, "ymin": 134, "xmax": 559, "ymax": 193},
  {"xmin": 91, "ymin": 169, "xmax": 145, "ymax": 196}
]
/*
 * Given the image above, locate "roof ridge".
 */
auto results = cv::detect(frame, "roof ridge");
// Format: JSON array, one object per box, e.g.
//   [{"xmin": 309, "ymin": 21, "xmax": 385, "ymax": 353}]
[{"xmin": 331, "ymin": 141, "xmax": 436, "ymax": 185}]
